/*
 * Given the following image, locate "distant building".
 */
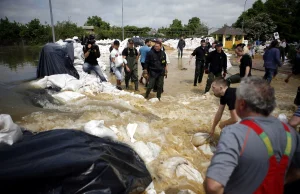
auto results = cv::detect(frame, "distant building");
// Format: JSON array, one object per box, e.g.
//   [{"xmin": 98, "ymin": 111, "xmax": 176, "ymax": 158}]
[
  {"xmin": 148, "ymin": 28, "xmax": 157, "ymax": 36},
  {"xmin": 208, "ymin": 28, "xmax": 220, "ymax": 36},
  {"xmin": 82, "ymin": 26, "xmax": 94, "ymax": 34},
  {"xmin": 210, "ymin": 26, "xmax": 246, "ymax": 49}
]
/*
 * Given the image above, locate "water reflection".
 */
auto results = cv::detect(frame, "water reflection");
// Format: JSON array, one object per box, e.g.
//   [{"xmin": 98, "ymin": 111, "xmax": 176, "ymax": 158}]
[{"xmin": 0, "ymin": 46, "xmax": 40, "ymax": 70}]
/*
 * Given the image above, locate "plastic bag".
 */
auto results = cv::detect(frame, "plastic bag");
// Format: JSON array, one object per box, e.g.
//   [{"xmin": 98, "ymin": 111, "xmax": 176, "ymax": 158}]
[{"xmin": 0, "ymin": 129, "xmax": 152, "ymax": 193}]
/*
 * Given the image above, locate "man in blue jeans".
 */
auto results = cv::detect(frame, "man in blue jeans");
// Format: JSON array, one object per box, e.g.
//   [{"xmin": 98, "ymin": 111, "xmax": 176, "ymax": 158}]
[
  {"xmin": 263, "ymin": 40, "xmax": 282, "ymax": 84},
  {"xmin": 82, "ymin": 35, "xmax": 107, "ymax": 82}
]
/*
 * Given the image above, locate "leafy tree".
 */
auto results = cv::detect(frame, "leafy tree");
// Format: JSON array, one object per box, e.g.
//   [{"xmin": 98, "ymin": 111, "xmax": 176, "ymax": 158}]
[
  {"xmin": 234, "ymin": 0, "xmax": 300, "ymax": 41},
  {"xmin": 55, "ymin": 20, "xmax": 85, "ymax": 40},
  {"xmin": 85, "ymin": 16, "xmax": 110, "ymax": 30},
  {"xmin": 19, "ymin": 19, "xmax": 51, "ymax": 45},
  {"xmin": 264, "ymin": 0, "xmax": 299, "ymax": 40},
  {"xmin": 0, "ymin": 17, "xmax": 23, "ymax": 45},
  {"xmin": 185, "ymin": 17, "xmax": 201, "ymax": 34},
  {"xmin": 233, "ymin": 0, "xmax": 265, "ymax": 28},
  {"xmin": 244, "ymin": 13, "xmax": 276, "ymax": 40},
  {"xmin": 170, "ymin": 19, "xmax": 183, "ymax": 30}
]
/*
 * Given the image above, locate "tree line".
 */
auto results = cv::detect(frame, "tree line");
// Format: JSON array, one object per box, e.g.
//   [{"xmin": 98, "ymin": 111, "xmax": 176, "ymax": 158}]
[
  {"xmin": 0, "ymin": 15, "xmax": 208, "ymax": 46},
  {"xmin": 233, "ymin": 0, "xmax": 300, "ymax": 42}
]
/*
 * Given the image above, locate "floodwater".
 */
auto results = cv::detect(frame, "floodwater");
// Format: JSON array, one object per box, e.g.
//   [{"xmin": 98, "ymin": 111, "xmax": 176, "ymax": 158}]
[{"xmin": 0, "ymin": 46, "xmax": 299, "ymax": 193}]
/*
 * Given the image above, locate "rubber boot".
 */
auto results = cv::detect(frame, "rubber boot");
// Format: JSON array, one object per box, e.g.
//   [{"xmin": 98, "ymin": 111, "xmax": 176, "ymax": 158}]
[
  {"xmin": 134, "ymin": 81, "xmax": 139, "ymax": 92},
  {"xmin": 145, "ymin": 88, "xmax": 151, "ymax": 99},
  {"xmin": 125, "ymin": 79, "xmax": 129, "ymax": 89}
]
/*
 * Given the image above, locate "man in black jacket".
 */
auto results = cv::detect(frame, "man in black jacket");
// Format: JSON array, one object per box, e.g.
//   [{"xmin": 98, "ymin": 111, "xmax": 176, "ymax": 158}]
[
  {"xmin": 189, "ymin": 39, "xmax": 209, "ymax": 86},
  {"xmin": 144, "ymin": 41, "xmax": 168, "ymax": 100},
  {"xmin": 204, "ymin": 43, "xmax": 227, "ymax": 93},
  {"xmin": 177, "ymin": 36, "xmax": 186, "ymax": 58}
]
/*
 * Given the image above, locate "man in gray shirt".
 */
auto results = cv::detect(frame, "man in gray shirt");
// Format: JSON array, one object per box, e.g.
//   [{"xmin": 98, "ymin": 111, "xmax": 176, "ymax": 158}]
[{"xmin": 204, "ymin": 76, "xmax": 300, "ymax": 194}]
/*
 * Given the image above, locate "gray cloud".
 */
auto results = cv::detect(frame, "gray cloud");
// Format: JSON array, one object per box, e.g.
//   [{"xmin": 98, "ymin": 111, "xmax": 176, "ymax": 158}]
[{"xmin": 0, "ymin": 0, "xmax": 261, "ymax": 28}]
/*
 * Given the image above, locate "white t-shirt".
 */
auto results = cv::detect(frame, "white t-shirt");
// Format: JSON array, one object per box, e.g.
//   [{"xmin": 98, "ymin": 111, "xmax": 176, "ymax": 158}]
[{"xmin": 110, "ymin": 48, "xmax": 124, "ymax": 67}]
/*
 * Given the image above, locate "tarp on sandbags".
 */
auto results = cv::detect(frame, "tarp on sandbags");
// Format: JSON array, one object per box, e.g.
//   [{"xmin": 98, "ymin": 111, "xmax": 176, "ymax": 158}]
[
  {"xmin": 0, "ymin": 129, "xmax": 152, "ymax": 194},
  {"xmin": 37, "ymin": 43, "xmax": 79, "ymax": 79}
]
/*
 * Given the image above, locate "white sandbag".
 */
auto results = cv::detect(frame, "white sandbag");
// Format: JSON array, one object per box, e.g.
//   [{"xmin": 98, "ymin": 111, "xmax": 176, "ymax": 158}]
[
  {"xmin": 135, "ymin": 122, "xmax": 152, "ymax": 137},
  {"xmin": 132, "ymin": 141, "xmax": 154, "ymax": 163},
  {"xmin": 147, "ymin": 142, "xmax": 161, "ymax": 159},
  {"xmin": 114, "ymin": 55, "xmax": 125, "ymax": 68},
  {"xmin": 109, "ymin": 125, "xmax": 119, "ymax": 134},
  {"xmin": 47, "ymin": 74, "xmax": 78, "ymax": 89},
  {"xmin": 61, "ymin": 79, "xmax": 83, "ymax": 91},
  {"xmin": 145, "ymin": 182, "xmax": 157, "ymax": 194},
  {"xmin": 227, "ymin": 58, "xmax": 232, "ymax": 69},
  {"xmin": 52, "ymin": 91, "xmax": 85, "ymax": 103},
  {"xmin": 0, "ymin": 114, "xmax": 23, "ymax": 146},
  {"xmin": 132, "ymin": 141, "xmax": 161, "ymax": 163},
  {"xmin": 158, "ymin": 157, "xmax": 203, "ymax": 183},
  {"xmin": 176, "ymin": 163, "xmax": 204, "ymax": 183},
  {"xmin": 127, "ymin": 123, "xmax": 138, "ymax": 143},
  {"xmin": 74, "ymin": 59, "xmax": 84, "ymax": 66},
  {"xmin": 31, "ymin": 77, "xmax": 48, "ymax": 88},
  {"xmin": 84, "ymin": 120, "xmax": 117, "ymax": 140},
  {"xmin": 198, "ymin": 144, "xmax": 216, "ymax": 156},
  {"xmin": 149, "ymin": 98, "xmax": 159, "ymax": 103},
  {"xmin": 191, "ymin": 132, "xmax": 209, "ymax": 147},
  {"xmin": 278, "ymin": 114, "xmax": 288, "ymax": 123}
]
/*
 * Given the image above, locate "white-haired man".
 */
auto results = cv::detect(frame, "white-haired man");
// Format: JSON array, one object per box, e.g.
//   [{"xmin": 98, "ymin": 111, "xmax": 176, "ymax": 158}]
[{"xmin": 204, "ymin": 76, "xmax": 300, "ymax": 194}]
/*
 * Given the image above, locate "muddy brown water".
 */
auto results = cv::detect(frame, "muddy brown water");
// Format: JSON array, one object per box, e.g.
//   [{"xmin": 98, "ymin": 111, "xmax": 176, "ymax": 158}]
[{"xmin": 0, "ymin": 46, "xmax": 299, "ymax": 193}]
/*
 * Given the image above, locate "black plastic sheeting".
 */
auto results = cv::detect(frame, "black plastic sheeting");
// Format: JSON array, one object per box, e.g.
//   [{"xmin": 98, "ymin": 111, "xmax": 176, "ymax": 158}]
[
  {"xmin": 37, "ymin": 43, "xmax": 80, "ymax": 79},
  {"xmin": 0, "ymin": 129, "xmax": 152, "ymax": 194}
]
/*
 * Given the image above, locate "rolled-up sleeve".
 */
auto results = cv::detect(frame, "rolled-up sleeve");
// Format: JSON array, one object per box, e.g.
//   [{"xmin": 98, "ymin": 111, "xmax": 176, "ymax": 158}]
[{"xmin": 206, "ymin": 128, "xmax": 240, "ymax": 187}]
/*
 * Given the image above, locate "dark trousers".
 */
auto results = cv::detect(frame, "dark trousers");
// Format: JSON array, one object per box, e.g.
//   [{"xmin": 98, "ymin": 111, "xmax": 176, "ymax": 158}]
[
  {"xmin": 263, "ymin": 68, "xmax": 276, "ymax": 84},
  {"xmin": 205, "ymin": 72, "xmax": 222, "ymax": 93},
  {"xmin": 280, "ymin": 47, "xmax": 285, "ymax": 62},
  {"xmin": 125, "ymin": 66, "xmax": 138, "ymax": 86},
  {"xmin": 194, "ymin": 61, "xmax": 205, "ymax": 85},
  {"xmin": 146, "ymin": 75, "xmax": 164, "ymax": 99},
  {"xmin": 226, "ymin": 74, "xmax": 241, "ymax": 87},
  {"xmin": 178, "ymin": 47, "xmax": 183, "ymax": 58}
]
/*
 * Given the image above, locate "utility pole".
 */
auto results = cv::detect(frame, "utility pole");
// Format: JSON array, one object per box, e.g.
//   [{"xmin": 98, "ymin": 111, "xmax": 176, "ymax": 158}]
[
  {"xmin": 122, "ymin": 0, "xmax": 124, "ymax": 40},
  {"xmin": 242, "ymin": 0, "xmax": 248, "ymax": 32},
  {"xmin": 49, "ymin": 0, "xmax": 56, "ymax": 42}
]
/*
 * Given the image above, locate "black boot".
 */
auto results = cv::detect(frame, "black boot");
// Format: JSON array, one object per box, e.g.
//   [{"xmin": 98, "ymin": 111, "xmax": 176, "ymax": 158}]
[
  {"xmin": 125, "ymin": 80, "xmax": 129, "ymax": 89},
  {"xmin": 134, "ymin": 81, "xmax": 139, "ymax": 91},
  {"xmin": 145, "ymin": 89, "xmax": 151, "ymax": 99}
]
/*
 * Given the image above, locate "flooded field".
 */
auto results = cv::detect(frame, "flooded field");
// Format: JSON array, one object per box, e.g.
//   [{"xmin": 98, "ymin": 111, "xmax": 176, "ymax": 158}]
[{"xmin": 0, "ymin": 46, "xmax": 299, "ymax": 193}]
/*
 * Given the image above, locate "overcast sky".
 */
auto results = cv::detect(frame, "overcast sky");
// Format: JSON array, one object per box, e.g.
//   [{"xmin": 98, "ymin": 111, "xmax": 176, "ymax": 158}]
[{"xmin": 0, "ymin": 0, "xmax": 263, "ymax": 29}]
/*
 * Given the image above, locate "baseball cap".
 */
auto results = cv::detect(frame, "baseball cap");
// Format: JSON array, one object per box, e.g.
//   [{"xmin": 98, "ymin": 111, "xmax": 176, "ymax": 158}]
[
  {"xmin": 216, "ymin": 42, "xmax": 223, "ymax": 47},
  {"xmin": 128, "ymin": 39, "xmax": 134, "ymax": 44},
  {"xmin": 89, "ymin": 34, "xmax": 95, "ymax": 40}
]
